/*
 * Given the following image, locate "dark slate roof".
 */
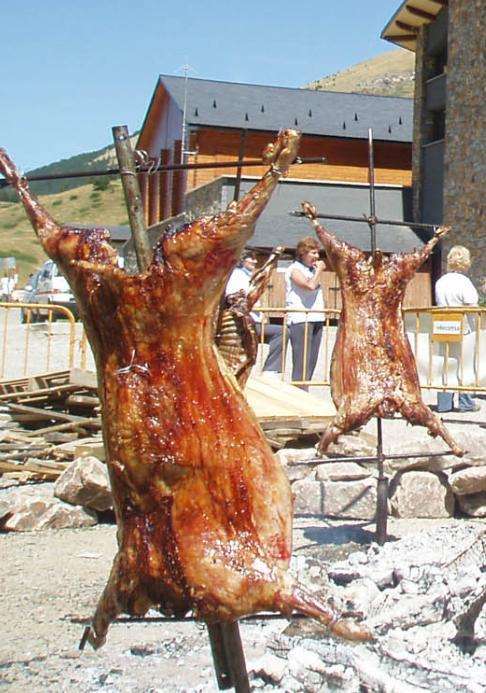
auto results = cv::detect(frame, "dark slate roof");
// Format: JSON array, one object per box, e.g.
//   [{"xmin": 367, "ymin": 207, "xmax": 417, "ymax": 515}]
[
  {"xmin": 159, "ymin": 74, "xmax": 413, "ymax": 143},
  {"xmin": 218, "ymin": 177, "xmax": 428, "ymax": 253}
]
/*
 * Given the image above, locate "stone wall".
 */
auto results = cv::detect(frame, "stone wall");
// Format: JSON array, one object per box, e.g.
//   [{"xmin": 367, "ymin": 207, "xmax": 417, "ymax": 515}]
[{"xmin": 443, "ymin": 0, "xmax": 486, "ymax": 289}]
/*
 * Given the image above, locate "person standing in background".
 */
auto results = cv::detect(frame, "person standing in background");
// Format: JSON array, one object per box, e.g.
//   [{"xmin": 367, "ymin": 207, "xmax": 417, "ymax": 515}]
[
  {"xmin": 435, "ymin": 245, "xmax": 479, "ymax": 413},
  {"xmin": 285, "ymin": 237, "xmax": 325, "ymax": 388},
  {"xmin": 225, "ymin": 251, "xmax": 285, "ymax": 373}
]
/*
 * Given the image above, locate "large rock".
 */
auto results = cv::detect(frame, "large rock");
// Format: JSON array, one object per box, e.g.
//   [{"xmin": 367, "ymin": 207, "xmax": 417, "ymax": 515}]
[
  {"xmin": 390, "ymin": 471, "xmax": 454, "ymax": 518},
  {"xmin": 326, "ymin": 432, "xmax": 376, "ymax": 458},
  {"xmin": 321, "ymin": 478, "xmax": 377, "ymax": 520},
  {"xmin": 3, "ymin": 494, "xmax": 96, "ymax": 531},
  {"xmin": 449, "ymin": 466, "xmax": 486, "ymax": 495},
  {"xmin": 293, "ymin": 478, "xmax": 323, "ymax": 515},
  {"xmin": 316, "ymin": 461, "xmax": 372, "ymax": 481},
  {"xmin": 275, "ymin": 448, "xmax": 316, "ymax": 467},
  {"xmin": 384, "ymin": 429, "xmax": 486, "ymax": 474},
  {"xmin": 457, "ymin": 492, "xmax": 486, "ymax": 517},
  {"xmin": 54, "ymin": 456, "xmax": 112, "ymax": 511}
]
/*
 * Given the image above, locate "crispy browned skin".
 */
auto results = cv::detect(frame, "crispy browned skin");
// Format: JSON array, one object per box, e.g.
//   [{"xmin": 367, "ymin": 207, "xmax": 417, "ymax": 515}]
[
  {"xmin": 0, "ymin": 135, "xmax": 371, "ymax": 648},
  {"xmin": 216, "ymin": 247, "xmax": 282, "ymax": 387},
  {"xmin": 302, "ymin": 203, "xmax": 464, "ymax": 457}
]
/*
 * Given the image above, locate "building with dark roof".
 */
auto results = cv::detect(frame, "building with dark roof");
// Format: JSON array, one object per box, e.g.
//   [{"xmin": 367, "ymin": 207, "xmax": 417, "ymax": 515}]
[
  {"xmin": 136, "ymin": 75, "xmax": 413, "ymax": 225},
  {"xmin": 128, "ymin": 72, "xmax": 442, "ymax": 303},
  {"xmin": 382, "ymin": 1, "xmax": 485, "ymax": 289}
]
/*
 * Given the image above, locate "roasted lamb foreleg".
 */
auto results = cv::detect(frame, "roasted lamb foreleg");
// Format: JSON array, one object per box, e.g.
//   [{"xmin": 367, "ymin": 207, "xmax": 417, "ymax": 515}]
[
  {"xmin": 216, "ymin": 246, "xmax": 283, "ymax": 386},
  {"xmin": 302, "ymin": 203, "xmax": 464, "ymax": 457},
  {"xmin": 0, "ymin": 134, "xmax": 370, "ymax": 649}
]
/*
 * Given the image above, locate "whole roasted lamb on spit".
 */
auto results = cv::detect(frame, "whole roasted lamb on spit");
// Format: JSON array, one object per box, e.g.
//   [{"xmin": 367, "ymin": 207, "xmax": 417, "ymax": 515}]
[
  {"xmin": 216, "ymin": 246, "xmax": 283, "ymax": 387},
  {"xmin": 302, "ymin": 202, "xmax": 464, "ymax": 457},
  {"xmin": 0, "ymin": 132, "xmax": 370, "ymax": 648}
]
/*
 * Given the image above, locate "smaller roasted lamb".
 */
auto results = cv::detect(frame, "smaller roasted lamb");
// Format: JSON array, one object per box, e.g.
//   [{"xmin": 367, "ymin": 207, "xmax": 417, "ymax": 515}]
[{"xmin": 302, "ymin": 202, "xmax": 464, "ymax": 457}]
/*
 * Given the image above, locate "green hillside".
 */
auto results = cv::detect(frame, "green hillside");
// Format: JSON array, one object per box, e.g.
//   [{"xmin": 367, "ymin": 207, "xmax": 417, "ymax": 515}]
[
  {"xmin": 304, "ymin": 49, "xmax": 415, "ymax": 97},
  {"xmin": 0, "ymin": 133, "xmax": 139, "ymax": 202},
  {"xmin": 0, "ymin": 179, "xmax": 129, "ymax": 282}
]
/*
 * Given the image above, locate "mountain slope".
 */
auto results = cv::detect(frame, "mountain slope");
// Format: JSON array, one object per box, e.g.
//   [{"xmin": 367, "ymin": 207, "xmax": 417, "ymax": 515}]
[
  {"xmin": 0, "ymin": 134, "xmax": 138, "ymax": 202},
  {"xmin": 304, "ymin": 49, "xmax": 415, "ymax": 97},
  {"xmin": 0, "ymin": 179, "xmax": 129, "ymax": 282}
]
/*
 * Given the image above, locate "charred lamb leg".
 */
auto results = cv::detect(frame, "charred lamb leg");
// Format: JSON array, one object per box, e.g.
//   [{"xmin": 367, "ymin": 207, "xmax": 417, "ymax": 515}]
[
  {"xmin": 0, "ymin": 134, "xmax": 370, "ymax": 648},
  {"xmin": 216, "ymin": 246, "xmax": 283, "ymax": 386},
  {"xmin": 302, "ymin": 203, "xmax": 464, "ymax": 457}
]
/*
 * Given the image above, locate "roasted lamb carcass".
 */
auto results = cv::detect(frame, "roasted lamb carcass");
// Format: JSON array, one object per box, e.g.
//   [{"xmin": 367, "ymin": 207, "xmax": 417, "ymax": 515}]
[
  {"xmin": 302, "ymin": 203, "xmax": 464, "ymax": 457},
  {"xmin": 216, "ymin": 246, "xmax": 283, "ymax": 387},
  {"xmin": 0, "ymin": 133, "xmax": 370, "ymax": 648}
]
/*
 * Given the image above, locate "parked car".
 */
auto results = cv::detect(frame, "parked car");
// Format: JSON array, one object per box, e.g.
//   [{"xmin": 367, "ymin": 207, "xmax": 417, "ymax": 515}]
[{"xmin": 21, "ymin": 261, "xmax": 78, "ymax": 322}]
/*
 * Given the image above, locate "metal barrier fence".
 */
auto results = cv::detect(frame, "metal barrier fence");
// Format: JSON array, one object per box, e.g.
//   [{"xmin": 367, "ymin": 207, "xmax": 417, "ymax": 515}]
[
  {"xmin": 1, "ymin": 302, "xmax": 484, "ymax": 393},
  {"xmin": 256, "ymin": 306, "xmax": 486, "ymax": 392},
  {"xmin": 0, "ymin": 302, "xmax": 90, "ymax": 379}
]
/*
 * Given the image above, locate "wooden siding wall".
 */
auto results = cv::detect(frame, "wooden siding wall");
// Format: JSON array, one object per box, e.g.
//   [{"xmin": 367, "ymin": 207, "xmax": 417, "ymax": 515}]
[
  {"xmin": 140, "ymin": 116, "xmax": 411, "ymax": 226},
  {"xmin": 186, "ymin": 128, "xmax": 412, "ymax": 191}
]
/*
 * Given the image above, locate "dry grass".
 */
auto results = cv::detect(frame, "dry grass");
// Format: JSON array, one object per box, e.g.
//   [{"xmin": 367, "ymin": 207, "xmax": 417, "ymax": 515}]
[{"xmin": 305, "ymin": 49, "xmax": 415, "ymax": 97}]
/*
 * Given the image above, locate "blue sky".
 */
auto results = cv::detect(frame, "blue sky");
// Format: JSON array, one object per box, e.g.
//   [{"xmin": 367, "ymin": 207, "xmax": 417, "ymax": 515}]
[{"xmin": 1, "ymin": 0, "xmax": 401, "ymax": 171}]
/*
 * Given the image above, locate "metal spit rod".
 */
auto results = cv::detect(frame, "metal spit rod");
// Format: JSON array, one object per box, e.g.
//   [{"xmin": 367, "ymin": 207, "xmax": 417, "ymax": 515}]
[{"xmin": 0, "ymin": 156, "xmax": 326, "ymax": 188}]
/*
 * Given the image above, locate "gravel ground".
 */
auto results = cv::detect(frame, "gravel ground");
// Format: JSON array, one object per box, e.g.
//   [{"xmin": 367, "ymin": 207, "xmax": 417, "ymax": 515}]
[{"xmin": 1, "ymin": 516, "xmax": 480, "ymax": 692}]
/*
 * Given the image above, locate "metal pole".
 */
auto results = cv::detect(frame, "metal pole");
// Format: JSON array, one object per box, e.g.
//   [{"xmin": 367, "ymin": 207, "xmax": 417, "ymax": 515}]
[
  {"xmin": 290, "ymin": 210, "xmax": 440, "ymax": 231},
  {"xmin": 368, "ymin": 128, "xmax": 377, "ymax": 254},
  {"xmin": 207, "ymin": 622, "xmax": 250, "ymax": 692},
  {"xmin": 112, "ymin": 125, "xmax": 152, "ymax": 272},
  {"xmin": 367, "ymin": 128, "xmax": 389, "ymax": 544},
  {"xmin": 0, "ymin": 157, "xmax": 326, "ymax": 188},
  {"xmin": 375, "ymin": 417, "xmax": 389, "ymax": 545}
]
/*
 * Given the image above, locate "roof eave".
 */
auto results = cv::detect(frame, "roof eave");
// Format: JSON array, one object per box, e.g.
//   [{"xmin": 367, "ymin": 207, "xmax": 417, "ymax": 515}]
[{"xmin": 380, "ymin": 0, "xmax": 446, "ymax": 52}]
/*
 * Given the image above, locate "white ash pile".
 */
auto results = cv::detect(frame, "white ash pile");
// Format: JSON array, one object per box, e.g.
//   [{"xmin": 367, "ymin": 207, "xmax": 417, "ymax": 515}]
[
  {"xmin": 249, "ymin": 524, "xmax": 486, "ymax": 692},
  {"xmin": 0, "ymin": 455, "xmax": 113, "ymax": 531},
  {"xmin": 278, "ymin": 427, "xmax": 486, "ymax": 520}
]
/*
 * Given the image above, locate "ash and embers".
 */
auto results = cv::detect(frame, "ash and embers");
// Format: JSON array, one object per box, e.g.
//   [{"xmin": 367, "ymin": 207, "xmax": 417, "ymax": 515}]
[{"xmin": 250, "ymin": 523, "xmax": 486, "ymax": 692}]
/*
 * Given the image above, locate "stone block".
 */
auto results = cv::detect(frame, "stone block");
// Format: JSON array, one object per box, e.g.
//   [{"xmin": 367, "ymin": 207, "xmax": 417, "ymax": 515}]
[
  {"xmin": 275, "ymin": 448, "xmax": 316, "ymax": 467},
  {"xmin": 3, "ymin": 495, "xmax": 97, "ymax": 531},
  {"xmin": 293, "ymin": 478, "xmax": 323, "ymax": 515},
  {"xmin": 321, "ymin": 478, "xmax": 377, "ymax": 520},
  {"xmin": 316, "ymin": 461, "xmax": 371, "ymax": 481},
  {"xmin": 449, "ymin": 466, "xmax": 486, "ymax": 495},
  {"xmin": 54, "ymin": 456, "xmax": 112, "ymax": 511},
  {"xmin": 390, "ymin": 471, "xmax": 454, "ymax": 518}
]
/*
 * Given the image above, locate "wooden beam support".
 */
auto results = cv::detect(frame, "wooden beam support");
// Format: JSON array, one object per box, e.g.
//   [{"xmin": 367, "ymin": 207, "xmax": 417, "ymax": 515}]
[
  {"xmin": 405, "ymin": 4, "xmax": 436, "ymax": 21},
  {"xmin": 148, "ymin": 169, "xmax": 160, "ymax": 226},
  {"xmin": 171, "ymin": 139, "xmax": 185, "ymax": 217},
  {"xmin": 396, "ymin": 20, "xmax": 419, "ymax": 33},
  {"xmin": 386, "ymin": 34, "xmax": 417, "ymax": 41},
  {"xmin": 159, "ymin": 148, "xmax": 171, "ymax": 221}
]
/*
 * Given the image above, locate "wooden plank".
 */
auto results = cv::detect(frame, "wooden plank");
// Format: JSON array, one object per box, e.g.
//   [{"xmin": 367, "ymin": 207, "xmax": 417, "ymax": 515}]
[
  {"xmin": 21, "ymin": 420, "xmax": 95, "ymax": 437},
  {"xmin": 65, "ymin": 394, "xmax": 99, "ymax": 407},
  {"xmin": 0, "ymin": 384, "xmax": 77, "ymax": 402},
  {"xmin": 69, "ymin": 368, "xmax": 98, "ymax": 389},
  {"xmin": 8, "ymin": 403, "xmax": 95, "ymax": 423}
]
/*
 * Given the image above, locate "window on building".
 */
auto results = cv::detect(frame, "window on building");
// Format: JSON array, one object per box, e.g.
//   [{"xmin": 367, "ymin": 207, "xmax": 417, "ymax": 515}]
[{"xmin": 428, "ymin": 109, "xmax": 446, "ymax": 142}]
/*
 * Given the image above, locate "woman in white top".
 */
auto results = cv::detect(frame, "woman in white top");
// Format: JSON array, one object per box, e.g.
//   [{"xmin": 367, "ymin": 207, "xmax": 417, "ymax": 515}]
[
  {"xmin": 285, "ymin": 236, "xmax": 325, "ymax": 387},
  {"xmin": 435, "ymin": 245, "xmax": 479, "ymax": 412}
]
